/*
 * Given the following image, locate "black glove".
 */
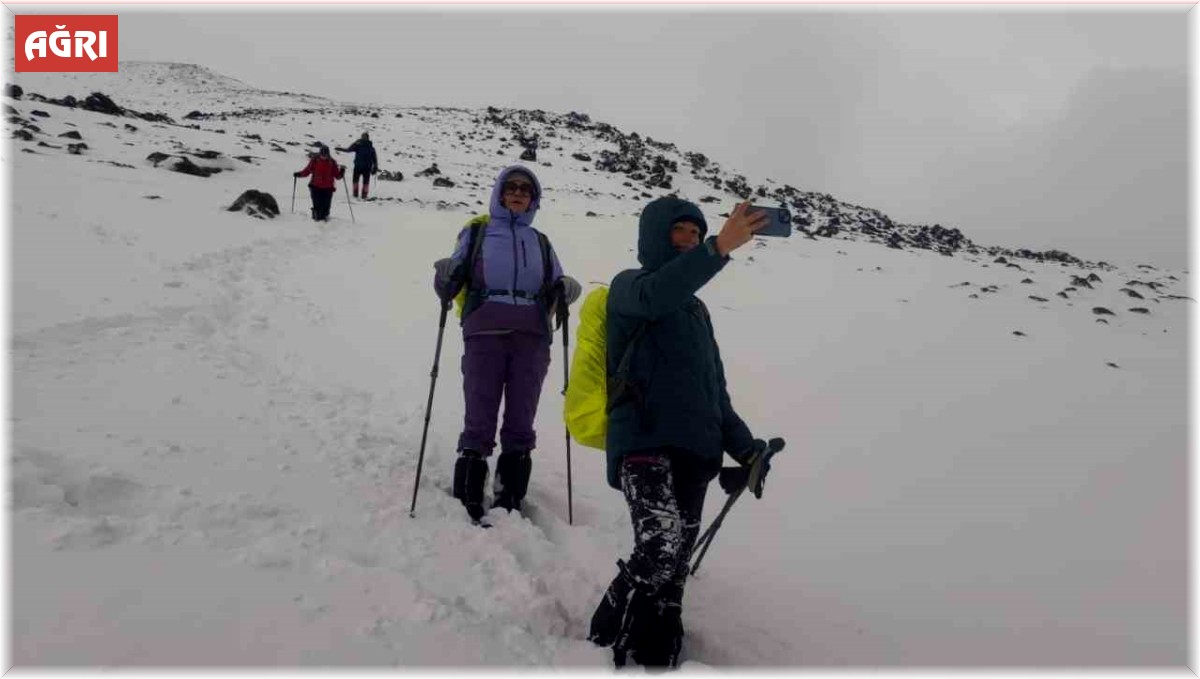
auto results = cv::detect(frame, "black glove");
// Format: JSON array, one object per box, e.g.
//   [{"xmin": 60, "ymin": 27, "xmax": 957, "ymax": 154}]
[
  {"xmin": 720, "ymin": 437, "xmax": 785, "ymax": 498},
  {"xmin": 293, "ymin": 172, "xmax": 301, "ymax": 178}
]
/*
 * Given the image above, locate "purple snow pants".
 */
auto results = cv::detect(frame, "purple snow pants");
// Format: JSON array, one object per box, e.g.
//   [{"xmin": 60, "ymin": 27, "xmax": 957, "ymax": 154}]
[{"xmin": 457, "ymin": 331, "xmax": 551, "ymax": 456}]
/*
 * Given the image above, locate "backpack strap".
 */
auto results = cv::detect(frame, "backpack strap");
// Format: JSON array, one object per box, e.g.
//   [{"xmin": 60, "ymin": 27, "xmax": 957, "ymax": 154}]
[
  {"xmin": 459, "ymin": 219, "xmax": 488, "ymax": 319},
  {"xmin": 606, "ymin": 321, "xmax": 650, "ymax": 418}
]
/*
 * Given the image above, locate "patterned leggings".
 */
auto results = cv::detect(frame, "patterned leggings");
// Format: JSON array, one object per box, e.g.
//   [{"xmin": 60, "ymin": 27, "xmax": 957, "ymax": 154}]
[{"xmin": 619, "ymin": 450, "xmax": 709, "ymax": 592}]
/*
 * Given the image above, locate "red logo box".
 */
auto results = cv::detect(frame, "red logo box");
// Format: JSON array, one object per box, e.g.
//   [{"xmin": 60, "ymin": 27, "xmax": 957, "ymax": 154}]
[{"xmin": 15, "ymin": 15, "xmax": 118, "ymax": 73}]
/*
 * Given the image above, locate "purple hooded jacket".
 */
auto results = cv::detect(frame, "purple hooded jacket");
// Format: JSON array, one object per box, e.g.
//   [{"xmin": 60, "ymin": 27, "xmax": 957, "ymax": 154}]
[{"xmin": 435, "ymin": 165, "xmax": 564, "ymax": 339}]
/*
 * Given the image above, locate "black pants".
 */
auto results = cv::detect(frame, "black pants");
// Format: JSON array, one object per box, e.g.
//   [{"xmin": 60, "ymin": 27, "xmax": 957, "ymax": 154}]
[
  {"xmin": 620, "ymin": 450, "xmax": 709, "ymax": 592},
  {"xmin": 309, "ymin": 186, "xmax": 334, "ymax": 220},
  {"xmin": 353, "ymin": 167, "xmax": 372, "ymax": 187}
]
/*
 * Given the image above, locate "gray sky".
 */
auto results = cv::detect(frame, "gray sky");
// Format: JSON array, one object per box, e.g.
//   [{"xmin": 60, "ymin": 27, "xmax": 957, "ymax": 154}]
[{"xmin": 113, "ymin": 7, "xmax": 1188, "ymax": 267}]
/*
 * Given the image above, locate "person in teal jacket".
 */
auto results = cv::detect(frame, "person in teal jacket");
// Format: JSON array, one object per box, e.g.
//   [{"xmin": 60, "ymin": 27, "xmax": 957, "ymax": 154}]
[{"xmin": 588, "ymin": 197, "xmax": 779, "ymax": 668}]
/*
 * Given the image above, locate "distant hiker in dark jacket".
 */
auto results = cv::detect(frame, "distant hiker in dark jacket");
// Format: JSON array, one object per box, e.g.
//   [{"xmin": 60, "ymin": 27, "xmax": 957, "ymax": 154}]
[
  {"xmin": 346, "ymin": 132, "xmax": 379, "ymax": 199},
  {"xmin": 294, "ymin": 144, "xmax": 345, "ymax": 221},
  {"xmin": 588, "ymin": 197, "xmax": 777, "ymax": 669},
  {"xmin": 432, "ymin": 165, "xmax": 581, "ymax": 522}
]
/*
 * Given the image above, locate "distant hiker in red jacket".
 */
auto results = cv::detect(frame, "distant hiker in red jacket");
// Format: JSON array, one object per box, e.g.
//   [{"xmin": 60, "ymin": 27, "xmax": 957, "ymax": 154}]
[{"xmin": 294, "ymin": 143, "xmax": 345, "ymax": 221}]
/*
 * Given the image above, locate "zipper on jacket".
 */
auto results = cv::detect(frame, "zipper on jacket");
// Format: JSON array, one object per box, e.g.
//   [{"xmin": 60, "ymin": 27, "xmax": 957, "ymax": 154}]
[
  {"xmin": 521, "ymin": 240, "xmax": 528, "ymax": 268},
  {"xmin": 510, "ymin": 215, "xmax": 519, "ymax": 301}
]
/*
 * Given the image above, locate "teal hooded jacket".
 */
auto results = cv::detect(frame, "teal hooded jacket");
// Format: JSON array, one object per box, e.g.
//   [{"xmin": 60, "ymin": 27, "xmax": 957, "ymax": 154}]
[{"xmin": 604, "ymin": 197, "xmax": 755, "ymax": 490}]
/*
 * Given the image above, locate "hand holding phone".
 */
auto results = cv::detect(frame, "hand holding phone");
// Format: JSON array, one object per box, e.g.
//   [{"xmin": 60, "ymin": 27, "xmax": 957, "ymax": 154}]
[
  {"xmin": 714, "ymin": 202, "xmax": 770, "ymax": 256},
  {"xmin": 748, "ymin": 205, "xmax": 792, "ymax": 238}
]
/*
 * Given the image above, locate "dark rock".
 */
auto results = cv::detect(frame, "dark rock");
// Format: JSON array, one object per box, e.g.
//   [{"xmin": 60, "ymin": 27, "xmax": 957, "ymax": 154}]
[
  {"xmin": 378, "ymin": 170, "xmax": 404, "ymax": 182},
  {"xmin": 184, "ymin": 110, "xmax": 208, "ymax": 120},
  {"xmin": 36, "ymin": 141, "xmax": 59, "ymax": 149},
  {"xmin": 1106, "ymin": 362, "xmax": 1119, "ymax": 368},
  {"xmin": 433, "ymin": 177, "xmax": 455, "ymax": 188},
  {"xmin": 227, "ymin": 190, "xmax": 280, "ymax": 219},
  {"xmin": 1120, "ymin": 288, "xmax": 1144, "ymax": 299},
  {"xmin": 416, "ymin": 163, "xmax": 441, "ymax": 177},
  {"xmin": 170, "ymin": 156, "xmax": 221, "ymax": 177},
  {"xmin": 67, "ymin": 143, "xmax": 87, "ymax": 155},
  {"xmin": 12, "ymin": 129, "xmax": 33, "ymax": 141},
  {"xmin": 58, "ymin": 130, "xmax": 83, "ymax": 139},
  {"xmin": 1012, "ymin": 331, "xmax": 1026, "ymax": 337},
  {"xmin": 520, "ymin": 147, "xmax": 537, "ymax": 161},
  {"xmin": 586, "ymin": 211, "xmax": 598, "ymax": 217},
  {"xmin": 1057, "ymin": 291, "xmax": 1069, "ymax": 299},
  {"xmin": 699, "ymin": 195, "xmax": 720, "ymax": 203},
  {"xmin": 190, "ymin": 149, "xmax": 222, "ymax": 160},
  {"xmin": 1021, "ymin": 278, "xmax": 1034, "ymax": 284},
  {"xmin": 1087, "ymin": 273, "xmax": 1103, "ymax": 283},
  {"xmin": 144, "ymin": 195, "xmax": 162, "ymax": 200},
  {"xmin": 81, "ymin": 92, "xmax": 123, "ymax": 116},
  {"xmin": 146, "ymin": 151, "xmax": 171, "ymax": 166},
  {"xmin": 1129, "ymin": 307, "xmax": 1150, "ymax": 314},
  {"xmin": 5, "ymin": 83, "xmax": 23, "ymax": 99},
  {"xmin": 124, "ymin": 123, "xmax": 138, "ymax": 132},
  {"xmin": 572, "ymin": 152, "xmax": 592, "ymax": 162},
  {"xmin": 1092, "ymin": 307, "xmax": 1116, "ymax": 316},
  {"xmin": 30, "ymin": 110, "xmax": 49, "ymax": 118},
  {"xmin": 1028, "ymin": 296, "xmax": 1049, "ymax": 302}
]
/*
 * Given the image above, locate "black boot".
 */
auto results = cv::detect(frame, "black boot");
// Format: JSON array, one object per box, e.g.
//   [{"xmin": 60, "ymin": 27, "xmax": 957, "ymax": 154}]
[
  {"xmin": 493, "ymin": 449, "xmax": 531, "ymax": 512},
  {"xmin": 590, "ymin": 560, "xmax": 655, "ymax": 667},
  {"xmin": 632, "ymin": 580, "xmax": 685, "ymax": 669},
  {"xmin": 452, "ymin": 449, "xmax": 488, "ymax": 522}
]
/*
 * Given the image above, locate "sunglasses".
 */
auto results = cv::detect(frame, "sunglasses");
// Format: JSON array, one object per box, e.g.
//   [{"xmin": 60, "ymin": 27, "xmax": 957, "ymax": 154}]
[{"xmin": 503, "ymin": 180, "xmax": 535, "ymax": 196}]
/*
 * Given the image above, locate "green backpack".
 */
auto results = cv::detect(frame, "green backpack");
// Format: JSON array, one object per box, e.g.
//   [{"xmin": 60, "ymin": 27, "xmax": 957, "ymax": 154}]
[{"xmin": 564, "ymin": 286, "xmax": 649, "ymax": 450}]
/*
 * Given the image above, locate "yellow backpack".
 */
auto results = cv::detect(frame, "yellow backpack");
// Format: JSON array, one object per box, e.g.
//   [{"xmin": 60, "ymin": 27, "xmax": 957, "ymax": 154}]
[{"xmin": 564, "ymin": 287, "xmax": 610, "ymax": 449}]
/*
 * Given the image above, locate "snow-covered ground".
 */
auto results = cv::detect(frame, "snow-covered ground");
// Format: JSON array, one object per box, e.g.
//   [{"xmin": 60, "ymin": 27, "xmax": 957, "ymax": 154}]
[{"xmin": 6, "ymin": 63, "xmax": 1188, "ymax": 669}]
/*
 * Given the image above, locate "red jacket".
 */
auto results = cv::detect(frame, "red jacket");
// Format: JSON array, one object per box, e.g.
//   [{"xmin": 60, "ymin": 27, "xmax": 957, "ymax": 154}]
[{"xmin": 297, "ymin": 156, "xmax": 345, "ymax": 190}]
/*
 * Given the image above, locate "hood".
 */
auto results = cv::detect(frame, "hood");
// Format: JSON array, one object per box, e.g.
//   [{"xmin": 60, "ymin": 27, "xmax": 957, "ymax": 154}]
[
  {"xmin": 488, "ymin": 165, "xmax": 542, "ymax": 227},
  {"xmin": 637, "ymin": 196, "xmax": 709, "ymax": 271}
]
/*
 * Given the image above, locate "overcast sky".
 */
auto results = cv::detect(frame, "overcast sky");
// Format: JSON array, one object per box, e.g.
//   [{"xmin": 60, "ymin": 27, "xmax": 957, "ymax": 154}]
[{"xmin": 88, "ymin": 7, "xmax": 1191, "ymax": 267}]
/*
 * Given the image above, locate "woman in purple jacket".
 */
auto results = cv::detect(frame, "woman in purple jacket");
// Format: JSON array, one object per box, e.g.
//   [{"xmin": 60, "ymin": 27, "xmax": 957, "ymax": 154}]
[{"xmin": 433, "ymin": 166, "xmax": 581, "ymax": 521}]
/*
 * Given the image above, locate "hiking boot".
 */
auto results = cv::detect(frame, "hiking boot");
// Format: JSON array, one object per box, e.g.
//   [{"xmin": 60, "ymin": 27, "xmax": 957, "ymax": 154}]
[
  {"xmin": 493, "ymin": 449, "xmax": 531, "ymax": 512},
  {"xmin": 631, "ymin": 580, "xmax": 684, "ymax": 669},
  {"xmin": 452, "ymin": 449, "xmax": 488, "ymax": 521}
]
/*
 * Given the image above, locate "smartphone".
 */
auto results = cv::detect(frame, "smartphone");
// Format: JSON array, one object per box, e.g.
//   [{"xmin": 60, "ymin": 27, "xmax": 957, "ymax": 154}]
[{"xmin": 749, "ymin": 205, "xmax": 792, "ymax": 237}]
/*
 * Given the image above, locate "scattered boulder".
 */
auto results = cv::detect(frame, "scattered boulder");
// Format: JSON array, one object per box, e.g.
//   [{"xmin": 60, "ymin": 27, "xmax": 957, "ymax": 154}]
[
  {"xmin": 1028, "ymin": 296, "xmax": 1049, "ymax": 302},
  {"xmin": 1070, "ymin": 276, "xmax": 1093, "ymax": 289},
  {"xmin": 1056, "ymin": 291, "xmax": 1069, "ymax": 299},
  {"xmin": 190, "ymin": 149, "xmax": 222, "ymax": 160},
  {"xmin": 520, "ymin": 147, "xmax": 536, "ymax": 162},
  {"xmin": 80, "ymin": 92, "xmax": 123, "ymax": 116},
  {"xmin": 66, "ymin": 143, "xmax": 87, "ymax": 155},
  {"xmin": 1092, "ymin": 307, "xmax": 1115, "ymax": 316},
  {"xmin": 1120, "ymin": 288, "xmax": 1144, "ymax": 299},
  {"xmin": 170, "ymin": 156, "xmax": 221, "ymax": 177},
  {"xmin": 416, "ymin": 163, "xmax": 441, "ymax": 177},
  {"xmin": 124, "ymin": 123, "xmax": 138, "ymax": 132},
  {"xmin": 5, "ymin": 84, "xmax": 23, "ymax": 99},
  {"xmin": 12, "ymin": 129, "xmax": 33, "ymax": 141},
  {"xmin": 433, "ymin": 177, "xmax": 455, "ymax": 188},
  {"xmin": 586, "ymin": 211, "xmax": 598, "ymax": 217},
  {"xmin": 1087, "ymin": 273, "xmax": 1103, "ymax": 283},
  {"xmin": 378, "ymin": 170, "xmax": 404, "ymax": 182},
  {"xmin": 31, "ymin": 110, "xmax": 49, "ymax": 118},
  {"xmin": 1012, "ymin": 331, "xmax": 1027, "ymax": 337},
  {"xmin": 146, "ymin": 151, "xmax": 171, "ymax": 166},
  {"xmin": 227, "ymin": 190, "xmax": 280, "ymax": 219},
  {"xmin": 1106, "ymin": 362, "xmax": 1120, "ymax": 369},
  {"xmin": 1020, "ymin": 278, "xmax": 1034, "ymax": 284},
  {"xmin": 572, "ymin": 152, "xmax": 593, "ymax": 162},
  {"xmin": 58, "ymin": 130, "xmax": 83, "ymax": 140},
  {"xmin": 184, "ymin": 110, "xmax": 208, "ymax": 120},
  {"xmin": 1129, "ymin": 307, "xmax": 1150, "ymax": 314}
]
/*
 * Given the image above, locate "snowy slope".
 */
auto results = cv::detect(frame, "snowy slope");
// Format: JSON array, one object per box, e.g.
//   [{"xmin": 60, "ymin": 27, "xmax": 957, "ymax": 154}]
[{"xmin": 7, "ymin": 63, "xmax": 1188, "ymax": 667}]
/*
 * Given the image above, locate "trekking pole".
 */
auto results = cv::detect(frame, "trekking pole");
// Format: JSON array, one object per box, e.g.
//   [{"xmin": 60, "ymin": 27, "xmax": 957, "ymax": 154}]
[
  {"xmin": 341, "ymin": 175, "xmax": 356, "ymax": 223},
  {"xmin": 690, "ymin": 438, "xmax": 785, "ymax": 575},
  {"xmin": 291, "ymin": 176, "xmax": 297, "ymax": 214},
  {"xmin": 410, "ymin": 299, "xmax": 452, "ymax": 517},
  {"xmin": 558, "ymin": 300, "xmax": 573, "ymax": 525}
]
